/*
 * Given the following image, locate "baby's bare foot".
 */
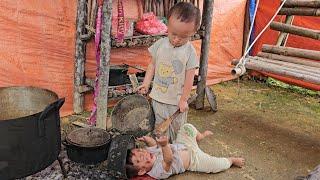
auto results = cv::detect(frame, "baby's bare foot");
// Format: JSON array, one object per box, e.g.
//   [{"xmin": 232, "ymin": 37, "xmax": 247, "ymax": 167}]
[
  {"xmin": 230, "ymin": 157, "xmax": 245, "ymax": 167},
  {"xmin": 202, "ymin": 130, "xmax": 213, "ymax": 138}
]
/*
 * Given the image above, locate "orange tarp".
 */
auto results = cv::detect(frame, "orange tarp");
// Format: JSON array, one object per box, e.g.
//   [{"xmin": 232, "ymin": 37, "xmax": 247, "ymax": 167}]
[
  {"xmin": 0, "ymin": 0, "xmax": 246, "ymax": 116},
  {"xmin": 252, "ymin": 0, "xmax": 320, "ymax": 91}
]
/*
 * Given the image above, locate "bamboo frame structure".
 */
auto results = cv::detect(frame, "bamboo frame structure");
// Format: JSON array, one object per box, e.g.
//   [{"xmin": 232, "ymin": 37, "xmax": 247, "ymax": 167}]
[{"xmin": 270, "ymin": 22, "xmax": 320, "ymax": 40}]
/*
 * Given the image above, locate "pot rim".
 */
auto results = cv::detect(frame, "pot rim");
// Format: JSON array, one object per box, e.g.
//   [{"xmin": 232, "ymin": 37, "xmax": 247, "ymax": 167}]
[{"xmin": 66, "ymin": 127, "xmax": 111, "ymax": 148}]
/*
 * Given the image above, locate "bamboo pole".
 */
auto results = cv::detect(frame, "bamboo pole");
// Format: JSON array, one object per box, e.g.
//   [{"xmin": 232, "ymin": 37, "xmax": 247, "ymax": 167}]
[
  {"xmin": 247, "ymin": 56, "xmax": 320, "ymax": 76},
  {"xmin": 283, "ymin": 0, "xmax": 320, "ymax": 8},
  {"xmin": 257, "ymin": 52, "xmax": 320, "ymax": 68},
  {"xmin": 270, "ymin": 21, "xmax": 320, "ymax": 40},
  {"xmin": 196, "ymin": 0, "xmax": 214, "ymax": 109},
  {"xmin": 96, "ymin": 0, "xmax": 113, "ymax": 130},
  {"xmin": 276, "ymin": 16, "xmax": 294, "ymax": 46},
  {"xmin": 74, "ymin": 0, "xmax": 87, "ymax": 114},
  {"xmin": 244, "ymin": 58, "xmax": 320, "ymax": 85},
  {"xmin": 279, "ymin": 7, "xmax": 320, "ymax": 16},
  {"xmin": 262, "ymin": 44, "xmax": 320, "ymax": 61}
]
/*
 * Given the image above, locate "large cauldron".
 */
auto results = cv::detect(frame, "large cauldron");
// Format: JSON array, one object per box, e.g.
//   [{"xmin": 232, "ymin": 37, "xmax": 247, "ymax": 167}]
[{"xmin": 0, "ymin": 87, "xmax": 65, "ymax": 180}]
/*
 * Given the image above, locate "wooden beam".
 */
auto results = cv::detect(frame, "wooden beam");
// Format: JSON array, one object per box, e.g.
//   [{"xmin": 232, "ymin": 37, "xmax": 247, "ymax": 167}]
[
  {"xmin": 270, "ymin": 21, "xmax": 320, "ymax": 40},
  {"xmin": 262, "ymin": 44, "xmax": 320, "ymax": 61},
  {"xmin": 283, "ymin": 0, "xmax": 320, "ymax": 8},
  {"xmin": 196, "ymin": 0, "xmax": 214, "ymax": 109},
  {"xmin": 96, "ymin": 0, "xmax": 113, "ymax": 130},
  {"xmin": 279, "ymin": 7, "xmax": 320, "ymax": 16},
  {"xmin": 276, "ymin": 16, "xmax": 294, "ymax": 46},
  {"xmin": 257, "ymin": 52, "xmax": 320, "ymax": 68},
  {"xmin": 74, "ymin": 0, "xmax": 87, "ymax": 114}
]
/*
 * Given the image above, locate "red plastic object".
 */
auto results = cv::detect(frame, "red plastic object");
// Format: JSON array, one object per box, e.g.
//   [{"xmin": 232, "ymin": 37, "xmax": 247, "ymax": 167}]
[{"xmin": 135, "ymin": 12, "xmax": 167, "ymax": 35}]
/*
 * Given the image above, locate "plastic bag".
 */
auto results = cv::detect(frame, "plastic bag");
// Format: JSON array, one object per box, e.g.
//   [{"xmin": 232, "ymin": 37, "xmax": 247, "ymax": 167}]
[{"xmin": 135, "ymin": 12, "xmax": 167, "ymax": 35}]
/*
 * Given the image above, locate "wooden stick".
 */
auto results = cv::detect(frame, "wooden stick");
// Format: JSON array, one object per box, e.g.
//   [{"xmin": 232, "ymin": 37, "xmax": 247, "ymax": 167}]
[
  {"xmin": 96, "ymin": 0, "xmax": 113, "ymax": 130},
  {"xmin": 257, "ymin": 52, "xmax": 320, "ymax": 68},
  {"xmin": 279, "ymin": 7, "xmax": 320, "ymax": 16},
  {"xmin": 270, "ymin": 21, "xmax": 320, "ymax": 40},
  {"xmin": 262, "ymin": 44, "xmax": 320, "ymax": 61},
  {"xmin": 248, "ymin": 56, "xmax": 320, "ymax": 76},
  {"xmin": 196, "ymin": 0, "xmax": 214, "ymax": 110},
  {"xmin": 276, "ymin": 16, "xmax": 294, "ymax": 46},
  {"xmin": 244, "ymin": 58, "xmax": 320, "ymax": 85},
  {"xmin": 283, "ymin": 0, "xmax": 320, "ymax": 8},
  {"xmin": 74, "ymin": 0, "xmax": 88, "ymax": 114}
]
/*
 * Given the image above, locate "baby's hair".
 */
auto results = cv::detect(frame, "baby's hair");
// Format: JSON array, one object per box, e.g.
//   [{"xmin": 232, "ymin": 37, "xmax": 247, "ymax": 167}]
[
  {"xmin": 125, "ymin": 149, "xmax": 139, "ymax": 178},
  {"xmin": 167, "ymin": 2, "xmax": 201, "ymax": 30}
]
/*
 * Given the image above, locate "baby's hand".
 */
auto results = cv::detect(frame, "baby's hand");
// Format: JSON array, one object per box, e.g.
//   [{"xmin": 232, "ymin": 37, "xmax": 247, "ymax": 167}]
[{"xmin": 156, "ymin": 135, "xmax": 169, "ymax": 147}]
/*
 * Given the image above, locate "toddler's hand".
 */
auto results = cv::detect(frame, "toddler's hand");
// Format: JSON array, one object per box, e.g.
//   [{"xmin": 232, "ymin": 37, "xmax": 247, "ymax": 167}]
[
  {"xmin": 178, "ymin": 99, "xmax": 188, "ymax": 112},
  {"xmin": 136, "ymin": 84, "xmax": 149, "ymax": 94},
  {"xmin": 156, "ymin": 135, "xmax": 169, "ymax": 147}
]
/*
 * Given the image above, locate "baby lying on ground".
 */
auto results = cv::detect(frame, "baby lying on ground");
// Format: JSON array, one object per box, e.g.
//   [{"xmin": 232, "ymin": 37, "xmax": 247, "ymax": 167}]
[{"xmin": 126, "ymin": 123, "xmax": 245, "ymax": 179}]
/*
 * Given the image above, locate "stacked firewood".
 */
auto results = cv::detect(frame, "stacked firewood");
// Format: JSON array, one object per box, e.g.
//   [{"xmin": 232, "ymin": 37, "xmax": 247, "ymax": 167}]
[
  {"xmin": 237, "ymin": 44, "xmax": 320, "ymax": 85},
  {"xmin": 143, "ymin": 0, "xmax": 200, "ymax": 17}
]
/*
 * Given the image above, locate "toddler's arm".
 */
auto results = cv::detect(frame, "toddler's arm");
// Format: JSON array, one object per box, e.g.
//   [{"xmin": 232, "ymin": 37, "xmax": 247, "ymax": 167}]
[
  {"xmin": 179, "ymin": 68, "xmax": 196, "ymax": 112},
  {"xmin": 136, "ymin": 62, "xmax": 155, "ymax": 94}
]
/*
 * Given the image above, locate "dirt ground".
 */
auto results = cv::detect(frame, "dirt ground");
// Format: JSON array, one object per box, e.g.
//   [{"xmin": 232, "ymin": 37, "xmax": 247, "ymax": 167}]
[{"xmin": 62, "ymin": 80, "xmax": 320, "ymax": 180}]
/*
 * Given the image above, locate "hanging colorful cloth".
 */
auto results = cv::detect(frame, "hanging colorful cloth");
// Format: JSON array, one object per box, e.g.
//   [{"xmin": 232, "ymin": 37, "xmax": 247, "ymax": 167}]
[
  {"xmin": 88, "ymin": 0, "xmax": 104, "ymax": 125},
  {"xmin": 116, "ymin": 0, "xmax": 125, "ymax": 42}
]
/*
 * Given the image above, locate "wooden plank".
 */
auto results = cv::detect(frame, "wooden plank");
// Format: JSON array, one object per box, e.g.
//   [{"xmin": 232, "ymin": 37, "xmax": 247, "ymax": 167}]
[
  {"xmin": 262, "ymin": 44, "xmax": 320, "ymax": 61},
  {"xmin": 196, "ymin": 0, "xmax": 214, "ymax": 109},
  {"xmin": 74, "ymin": 0, "xmax": 87, "ymax": 114},
  {"xmin": 96, "ymin": 0, "xmax": 113, "ymax": 130},
  {"xmin": 270, "ymin": 21, "xmax": 320, "ymax": 40},
  {"xmin": 279, "ymin": 7, "xmax": 320, "ymax": 16}
]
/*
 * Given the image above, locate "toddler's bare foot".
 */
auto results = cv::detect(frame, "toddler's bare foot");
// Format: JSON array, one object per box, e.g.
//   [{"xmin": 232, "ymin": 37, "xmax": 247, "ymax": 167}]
[
  {"xmin": 230, "ymin": 157, "xmax": 245, "ymax": 168},
  {"xmin": 196, "ymin": 130, "xmax": 213, "ymax": 142}
]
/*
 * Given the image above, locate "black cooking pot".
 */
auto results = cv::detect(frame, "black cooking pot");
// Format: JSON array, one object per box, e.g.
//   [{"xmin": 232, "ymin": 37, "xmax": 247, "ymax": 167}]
[
  {"xmin": 63, "ymin": 127, "xmax": 111, "ymax": 165},
  {"xmin": 0, "ymin": 87, "xmax": 65, "ymax": 180}
]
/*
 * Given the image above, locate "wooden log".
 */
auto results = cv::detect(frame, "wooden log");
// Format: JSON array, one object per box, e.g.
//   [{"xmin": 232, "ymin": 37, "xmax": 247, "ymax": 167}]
[
  {"xmin": 244, "ymin": 58, "xmax": 320, "ymax": 85},
  {"xmin": 247, "ymin": 56, "xmax": 320, "ymax": 77},
  {"xmin": 283, "ymin": 0, "xmax": 320, "ymax": 8},
  {"xmin": 270, "ymin": 21, "xmax": 320, "ymax": 40},
  {"xmin": 242, "ymin": 0, "xmax": 250, "ymax": 55},
  {"xmin": 96, "ymin": 0, "xmax": 113, "ymax": 130},
  {"xmin": 262, "ymin": 44, "xmax": 320, "ymax": 61},
  {"xmin": 196, "ymin": 0, "xmax": 214, "ymax": 110},
  {"xmin": 74, "ymin": 0, "xmax": 87, "ymax": 114},
  {"xmin": 257, "ymin": 52, "xmax": 320, "ymax": 68},
  {"xmin": 279, "ymin": 7, "xmax": 320, "ymax": 16},
  {"xmin": 276, "ymin": 15, "xmax": 294, "ymax": 46}
]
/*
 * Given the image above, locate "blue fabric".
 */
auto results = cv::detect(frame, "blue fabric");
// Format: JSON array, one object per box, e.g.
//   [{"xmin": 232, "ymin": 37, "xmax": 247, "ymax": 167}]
[{"xmin": 248, "ymin": 0, "xmax": 256, "ymax": 55}]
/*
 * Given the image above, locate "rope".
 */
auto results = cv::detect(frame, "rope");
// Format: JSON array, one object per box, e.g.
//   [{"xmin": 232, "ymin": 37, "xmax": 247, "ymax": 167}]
[{"xmin": 236, "ymin": 0, "xmax": 289, "ymax": 69}]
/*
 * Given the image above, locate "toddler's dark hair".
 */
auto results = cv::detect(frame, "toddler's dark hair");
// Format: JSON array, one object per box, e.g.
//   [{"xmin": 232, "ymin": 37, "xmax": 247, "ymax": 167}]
[
  {"xmin": 125, "ymin": 149, "xmax": 139, "ymax": 178},
  {"xmin": 168, "ymin": 2, "xmax": 201, "ymax": 30}
]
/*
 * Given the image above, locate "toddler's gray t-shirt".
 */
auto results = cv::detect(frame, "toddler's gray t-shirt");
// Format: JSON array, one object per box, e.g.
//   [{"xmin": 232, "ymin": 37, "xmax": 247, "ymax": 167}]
[{"xmin": 148, "ymin": 37, "xmax": 199, "ymax": 105}]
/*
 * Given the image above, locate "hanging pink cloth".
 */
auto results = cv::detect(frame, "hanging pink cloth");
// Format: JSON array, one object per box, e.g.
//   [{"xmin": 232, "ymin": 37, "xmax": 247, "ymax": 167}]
[{"xmin": 88, "ymin": 0, "xmax": 104, "ymax": 125}]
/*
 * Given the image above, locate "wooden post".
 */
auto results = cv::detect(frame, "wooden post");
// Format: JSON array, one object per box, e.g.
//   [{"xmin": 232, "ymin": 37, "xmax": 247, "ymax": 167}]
[
  {"xmin": 279, "ymin": 7, "xmax": 320, "ymax": 16},
  {"xmin": 276, "ymin": 16, "xmax": 294, "ymax": 46},
  {"xmin": 96, "ymin": 0, "xmax": 113, "ymax": 130},
  {"xmin": 257, "ymin": 52, "xmax": 320, "ymax": 68},
  {"xmin": 242, "ymin": 0, "xmax": 250, "ymax": 55},
  {"xmin": 283, "ymin": 0, "xmax": 320, "ymax": 8},
  {"xmin": 196, "ymin": 0, "xmax": 214, "ymax": 109},
  {"xmin": 262, "ymin": 44, "xmax": 320, "ymax": 61},
  {"xmin": 270, "ymin": 21, "xmax": 320, "ymax": 40},
  {"xmin": 74, "ymin": 0, "xmax": 87, "ymax": 114}
]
